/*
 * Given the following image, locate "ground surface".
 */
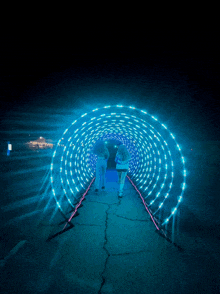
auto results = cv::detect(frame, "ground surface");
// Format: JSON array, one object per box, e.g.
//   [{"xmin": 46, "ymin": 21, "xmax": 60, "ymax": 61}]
[{"xmin": 1, "ymin": 159, "xmax": 220, "ymax": 294}]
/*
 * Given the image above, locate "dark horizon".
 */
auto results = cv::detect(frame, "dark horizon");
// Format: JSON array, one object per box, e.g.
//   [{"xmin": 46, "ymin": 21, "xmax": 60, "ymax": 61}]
[{"xmin": 1, "ymin": 37, "xmax": 219, "ymax": 146}]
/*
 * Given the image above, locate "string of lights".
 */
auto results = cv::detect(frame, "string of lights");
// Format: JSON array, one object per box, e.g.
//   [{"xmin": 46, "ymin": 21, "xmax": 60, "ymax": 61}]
[{"xmin": 50, "ymin": 105, "xmax": 186, "ymax": 226}]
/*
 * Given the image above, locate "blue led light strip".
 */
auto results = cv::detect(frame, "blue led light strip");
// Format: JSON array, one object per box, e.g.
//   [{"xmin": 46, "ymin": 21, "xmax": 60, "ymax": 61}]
[{"xmin": 50, "ymin": 105, "xmax": 186, "ymax": 226}]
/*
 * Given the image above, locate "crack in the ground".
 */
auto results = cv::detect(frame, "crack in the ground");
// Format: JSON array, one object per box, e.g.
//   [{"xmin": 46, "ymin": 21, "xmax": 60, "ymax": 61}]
[
  {"xmin": 97, "ymin": 192, "xmax": 151, "ymax": 293},
  {"xmin": 98, "ymin": 203, "xmax": 111, "ymax": 294},
  {"xmin": 111, "ymin": 249, "xmax": 152, "ymax": 256},
  {"xmin": 112, "ymin": 213, "xmax": 149, "ymax": 223}
]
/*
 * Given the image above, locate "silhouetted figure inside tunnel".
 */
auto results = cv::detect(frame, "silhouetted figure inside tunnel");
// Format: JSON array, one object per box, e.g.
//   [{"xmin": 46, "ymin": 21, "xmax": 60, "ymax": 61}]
[
  {"xmin": 115, "ymin": 144, "xmax": 131, "ymax": 197},
  {"xmin": 93, "ymin": 141, "xmax": 109, "ymax": 192}
]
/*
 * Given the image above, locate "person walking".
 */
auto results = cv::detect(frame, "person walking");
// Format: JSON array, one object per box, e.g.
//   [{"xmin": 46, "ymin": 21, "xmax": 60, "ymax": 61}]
[
  {"xmin": 115, "ymin": 144, "xmax": 131, "ymax": 197},
  {"xmin": 93, "ymin": 141, "xmax": 109, "ymax": 193}
]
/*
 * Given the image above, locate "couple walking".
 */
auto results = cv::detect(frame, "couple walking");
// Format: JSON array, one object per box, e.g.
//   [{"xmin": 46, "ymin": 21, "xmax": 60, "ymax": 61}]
[{"xmin": 93, "ymin": 141, "xmax": 131, "ymax": 197}]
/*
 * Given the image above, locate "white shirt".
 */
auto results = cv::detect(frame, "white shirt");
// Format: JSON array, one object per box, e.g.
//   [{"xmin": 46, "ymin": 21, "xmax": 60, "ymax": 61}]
[{"xmin": 115, "ymin": 153, "xmax": 130, "ymax": 170}]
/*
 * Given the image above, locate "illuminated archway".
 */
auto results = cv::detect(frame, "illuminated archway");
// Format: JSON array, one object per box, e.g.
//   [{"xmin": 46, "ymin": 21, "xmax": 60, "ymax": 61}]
[{"xmin": 50, "ymin": 105, "xmax": 186, "ymax": 227}]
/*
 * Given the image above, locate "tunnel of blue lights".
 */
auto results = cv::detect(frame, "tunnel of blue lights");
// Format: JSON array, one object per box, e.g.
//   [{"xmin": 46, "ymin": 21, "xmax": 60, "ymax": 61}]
[{"xmin": 50, "ymin": 105, "xmax": 186, "ymax": 227}]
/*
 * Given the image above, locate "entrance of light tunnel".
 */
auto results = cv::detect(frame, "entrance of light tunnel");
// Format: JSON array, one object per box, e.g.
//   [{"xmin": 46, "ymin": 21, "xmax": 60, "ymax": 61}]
[{"xmin": 50, "ymin": 105, "xmax": 186, "ymax": 227}]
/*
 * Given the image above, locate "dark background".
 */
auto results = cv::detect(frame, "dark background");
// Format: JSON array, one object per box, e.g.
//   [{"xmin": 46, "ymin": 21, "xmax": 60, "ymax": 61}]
[{"xmin": 1, "ymin": 28, "xmax": 219, "ymax": 146}]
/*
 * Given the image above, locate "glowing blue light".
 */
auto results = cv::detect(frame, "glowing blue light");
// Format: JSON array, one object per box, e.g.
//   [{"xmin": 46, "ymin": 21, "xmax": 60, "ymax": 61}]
[
  {"xmin": 172, "ymin": 208, "xmax": 177, "ymax": 214},
  {"xmin": 51, "ymin": 104, "xmax": 185, "ymax": 227}
]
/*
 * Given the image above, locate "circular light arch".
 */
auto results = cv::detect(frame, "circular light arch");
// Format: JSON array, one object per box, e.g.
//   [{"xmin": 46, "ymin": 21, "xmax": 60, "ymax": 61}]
[{"xmin": 50, "ymin": 105, "xmax": 186, "ymax": 226}]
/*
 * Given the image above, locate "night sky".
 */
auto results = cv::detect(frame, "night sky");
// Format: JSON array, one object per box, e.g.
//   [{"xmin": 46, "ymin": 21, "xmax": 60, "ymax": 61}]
[{"xmin": 1, "ymin": 32, "xmax": 219, "ymax": 147}]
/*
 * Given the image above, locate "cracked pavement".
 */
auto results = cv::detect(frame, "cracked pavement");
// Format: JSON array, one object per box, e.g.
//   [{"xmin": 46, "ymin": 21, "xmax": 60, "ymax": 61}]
[{"xmin": 1, "ymin": 171, "xmax": 220, "ymax": 294}]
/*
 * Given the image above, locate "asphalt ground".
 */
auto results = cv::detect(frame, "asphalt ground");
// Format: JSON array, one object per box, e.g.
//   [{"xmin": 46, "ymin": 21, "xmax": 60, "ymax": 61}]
[{"xmin": 1, "ymin": 161, "xmax": 220, "ymax": 294}]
